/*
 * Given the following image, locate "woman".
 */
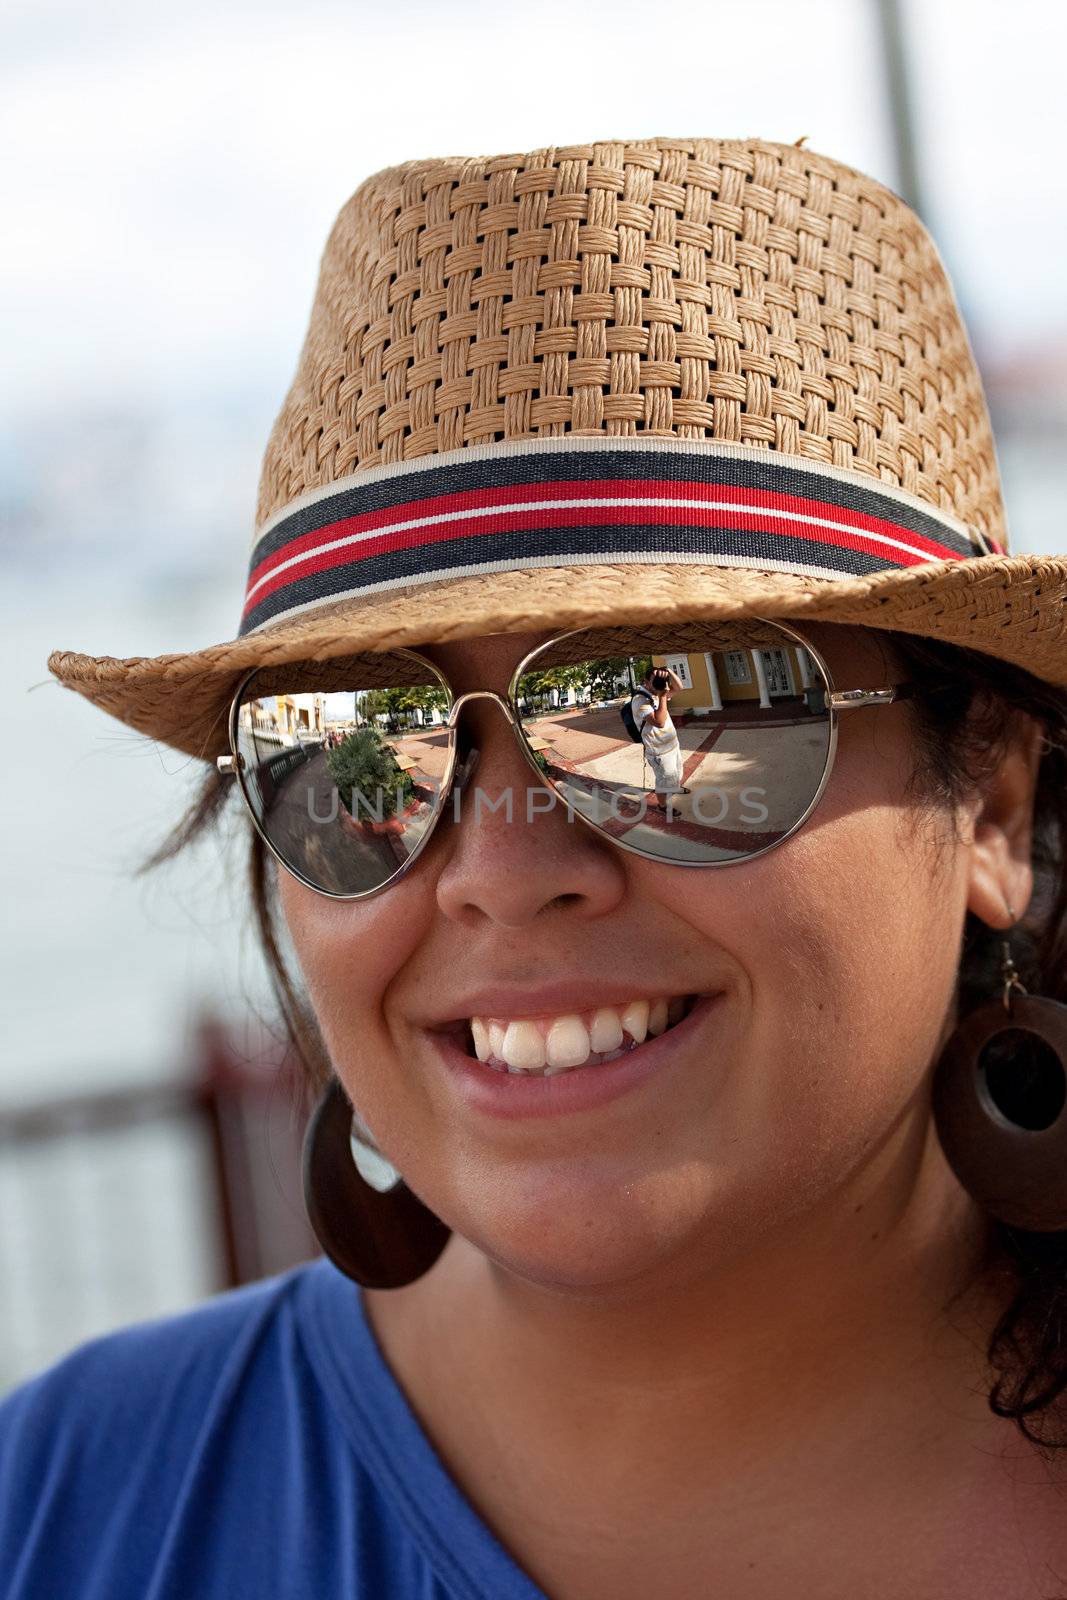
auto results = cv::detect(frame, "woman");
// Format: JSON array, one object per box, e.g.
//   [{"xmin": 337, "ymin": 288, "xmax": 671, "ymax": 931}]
[
  {"xmin": 632, "ymin": 663, "xmax": 689, "ymax": 807},
  {"xmin": 6, "ymin": 136, "xmax": 1067, "ymax": 1598}
]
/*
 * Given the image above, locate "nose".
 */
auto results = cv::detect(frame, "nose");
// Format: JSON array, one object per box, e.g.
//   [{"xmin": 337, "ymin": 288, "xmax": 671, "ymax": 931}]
[{"xmin": 432, "ymin": 693, "xmax": 627, "ymax": 930}]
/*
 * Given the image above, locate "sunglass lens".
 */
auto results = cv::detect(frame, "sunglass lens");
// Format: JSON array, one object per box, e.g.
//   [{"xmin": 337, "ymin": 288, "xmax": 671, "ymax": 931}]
[
  {"xmin": 233, "ymin": 654, "xmax": 454, "ymax": 896},
  {"xmin": 514, "ymin": 621, "xmax": 832, "ymax": 864}
]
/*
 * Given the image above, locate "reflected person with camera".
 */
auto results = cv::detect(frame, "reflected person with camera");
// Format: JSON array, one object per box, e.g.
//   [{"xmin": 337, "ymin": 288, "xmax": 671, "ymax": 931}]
[{"xmin": 630, "ymin": 664, "xmax": 691, "ymax": 813}]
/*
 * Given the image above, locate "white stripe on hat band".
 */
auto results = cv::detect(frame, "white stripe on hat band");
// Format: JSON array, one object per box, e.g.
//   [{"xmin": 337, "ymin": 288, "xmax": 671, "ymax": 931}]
[
  {"xmin": 247, "ymin": 434, "xmax": 993, "ymax": 557},
  {"xmin": 245, "ymin": 493, "xmax": 954, "ymax": 607},
  {"xmin": 241, "ymin": 546, "xmax": 896, "ymax": 636}
]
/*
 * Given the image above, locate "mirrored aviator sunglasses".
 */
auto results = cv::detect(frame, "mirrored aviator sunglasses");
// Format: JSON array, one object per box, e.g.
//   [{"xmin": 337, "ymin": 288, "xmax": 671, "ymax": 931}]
[{"xmin": 220, "ymin": 615, "xmax": 929, "ymax": 900}]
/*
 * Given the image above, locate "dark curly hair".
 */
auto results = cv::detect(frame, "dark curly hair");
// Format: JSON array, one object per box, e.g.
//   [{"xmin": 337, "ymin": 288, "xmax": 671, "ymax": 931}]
[{"xmin": 149, "ymin": 624, "xmax": 1067, "ymax": 1455}]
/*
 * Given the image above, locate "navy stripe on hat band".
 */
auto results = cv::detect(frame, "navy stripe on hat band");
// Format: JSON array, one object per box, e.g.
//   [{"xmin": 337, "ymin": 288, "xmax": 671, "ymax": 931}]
[{"xmin": 239, "ymin": 437, "xmax": 995, "ymax": 637}]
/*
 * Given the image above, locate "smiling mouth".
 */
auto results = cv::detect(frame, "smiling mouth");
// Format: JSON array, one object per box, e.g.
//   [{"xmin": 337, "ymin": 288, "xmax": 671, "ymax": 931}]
[{"xmin": 449, "ymin": 995, "xmax": 699, "ymax": 1077}]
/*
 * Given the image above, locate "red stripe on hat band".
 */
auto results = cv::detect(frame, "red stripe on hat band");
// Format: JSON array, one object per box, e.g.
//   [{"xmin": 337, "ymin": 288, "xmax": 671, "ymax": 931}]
[
  {"xmin": 244, "ymin": 492, "xmax": 953, "ymax": 617},
  {"xmin": 243, "ymin": 478, "xmax": 962, "ymax": 619}
]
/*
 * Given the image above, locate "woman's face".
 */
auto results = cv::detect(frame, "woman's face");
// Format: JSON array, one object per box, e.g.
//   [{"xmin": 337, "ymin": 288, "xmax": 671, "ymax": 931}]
[{"xmin": 277, "ymin": 622, "xmax": 1041, "ymax": 1294}]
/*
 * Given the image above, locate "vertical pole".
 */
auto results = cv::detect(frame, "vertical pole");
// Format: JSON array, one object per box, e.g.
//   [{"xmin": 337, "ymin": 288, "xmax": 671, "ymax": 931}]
[
  {"xmin": 875, "ymin": 0, "xmax": 927, "ymax": 220},
  {"xmin": 751, "ymin": 650, "xmax": 773, "ymax": 710},
  {"xmin": 702, "ymin": 653, "xmax": 723, "ymax": 712},
  {"xmin": 196, "ymin": 1015, "xmax": 244, "ymax": 1291}
]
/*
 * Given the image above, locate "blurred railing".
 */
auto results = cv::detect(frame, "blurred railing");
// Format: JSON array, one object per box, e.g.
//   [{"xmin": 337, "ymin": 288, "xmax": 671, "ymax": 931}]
[{"xmin": 0, "ymin": 1016, "xmax": 320, "ymax": 1395}]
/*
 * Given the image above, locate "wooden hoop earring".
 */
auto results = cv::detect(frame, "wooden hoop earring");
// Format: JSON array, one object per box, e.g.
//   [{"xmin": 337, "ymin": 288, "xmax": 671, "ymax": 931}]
[
  {"xmin": 302, "ymin": 1077, "xmax": 451, "ymax": 1288},
  {"xmin": 932, "ymin": 939, "xmax": 1067, "ymax": 1232}
]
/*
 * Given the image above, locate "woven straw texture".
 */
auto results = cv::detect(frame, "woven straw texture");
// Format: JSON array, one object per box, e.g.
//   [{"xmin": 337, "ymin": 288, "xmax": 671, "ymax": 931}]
[
  {"xmin": 48, "ymin": 135, "xmax": 1067, "ymax": 759},
  {"xmin": 257, "ymin": 136, "xmax": 1005, "ymax": 542}
]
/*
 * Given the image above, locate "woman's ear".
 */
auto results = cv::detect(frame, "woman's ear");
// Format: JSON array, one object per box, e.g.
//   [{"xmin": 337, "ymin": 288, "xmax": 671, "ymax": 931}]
[{"xmin": 964, "ymin": 715, "xmax": 1046, "ymax": 928}]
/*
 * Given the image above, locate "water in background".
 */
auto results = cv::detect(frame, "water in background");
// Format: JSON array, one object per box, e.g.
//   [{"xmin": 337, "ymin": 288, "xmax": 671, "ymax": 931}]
[
  {"xmin": 2, "ymin": 565, "xmax": 279, "ymax": 1391},
  {"xmin": 5, "ymin": 575, "xmax": 273, "ymax": 1101}
]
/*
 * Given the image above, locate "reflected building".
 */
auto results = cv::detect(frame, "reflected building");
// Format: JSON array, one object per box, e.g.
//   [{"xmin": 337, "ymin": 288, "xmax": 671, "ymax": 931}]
[
  {"xmin": 243, "ymin": 692, "xmax": 327, "ymax": 746},
  {"xmin": 648, "ymin": 642, "xmax": 822, "ymax": 713}
]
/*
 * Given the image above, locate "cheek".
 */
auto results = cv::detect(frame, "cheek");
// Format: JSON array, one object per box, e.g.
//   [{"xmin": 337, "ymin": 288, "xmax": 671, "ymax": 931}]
[
  {"xmin": 275, "ymin": 869, "xmax": 430, "ymax": 1102},
  {"xmin": 719, "ymin": 779, "xmax": 964, "ymax": 1155}
]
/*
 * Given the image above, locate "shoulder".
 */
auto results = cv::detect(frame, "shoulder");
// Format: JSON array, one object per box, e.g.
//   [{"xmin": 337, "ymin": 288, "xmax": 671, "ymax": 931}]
[
  {"xmin": 0, "ymin": 1264, "xmax": 329, "ymax": 1599},
  {"xmin": 0, "ymin": 1260, "xmax": 546, "ymax": 1598},
  {"xmin": 1, "ymin": 1262, "xmax": 306, "ymax": 1442},
  {"xmin": 0, "ymin": 1263, "xmax": 313, "ymax": 1484}
]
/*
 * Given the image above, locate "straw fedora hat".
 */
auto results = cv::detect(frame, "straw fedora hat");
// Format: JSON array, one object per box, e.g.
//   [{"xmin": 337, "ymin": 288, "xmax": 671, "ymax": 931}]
[{"xmin": 48, "ymin": 135, "xmax": 1067, "ymax": 760}]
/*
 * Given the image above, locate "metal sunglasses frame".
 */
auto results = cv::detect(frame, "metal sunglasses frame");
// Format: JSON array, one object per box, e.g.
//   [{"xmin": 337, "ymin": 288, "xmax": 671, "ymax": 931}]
[{"xmin": 217, "ymin": 613, "xmax": 930, "ymax": 902}]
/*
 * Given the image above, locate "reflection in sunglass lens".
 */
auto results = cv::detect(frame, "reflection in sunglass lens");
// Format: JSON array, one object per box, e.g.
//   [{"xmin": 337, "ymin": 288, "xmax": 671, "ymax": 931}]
[
  {"xmin": 234, "ymin": 654, "xmax": 454, "ymax": 896},
  {"xmin": 514, "ymin": 620, "xmax": 833, "ymax": 864}
]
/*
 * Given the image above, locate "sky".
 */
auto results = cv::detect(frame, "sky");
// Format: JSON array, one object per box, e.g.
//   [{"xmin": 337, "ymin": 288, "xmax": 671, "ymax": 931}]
[
  {"xmin": 6, "ymin": 0, "xmax": 1064, "ymax": 427},
  {"xmin": 4, "ymin": 0, "xmax": 1063, "ymax": 603}
]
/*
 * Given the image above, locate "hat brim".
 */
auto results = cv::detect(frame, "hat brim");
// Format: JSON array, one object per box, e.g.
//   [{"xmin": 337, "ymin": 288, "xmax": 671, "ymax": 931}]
[{"xmin": 48, "ymin": 555, "xmax": 1067, "ymax": 762}]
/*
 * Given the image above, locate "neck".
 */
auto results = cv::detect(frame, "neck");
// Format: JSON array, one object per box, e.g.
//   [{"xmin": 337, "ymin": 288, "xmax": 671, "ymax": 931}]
[{"xmin": 363, "ymin": 1116, "xmax": 1006, "ymax": 1513}]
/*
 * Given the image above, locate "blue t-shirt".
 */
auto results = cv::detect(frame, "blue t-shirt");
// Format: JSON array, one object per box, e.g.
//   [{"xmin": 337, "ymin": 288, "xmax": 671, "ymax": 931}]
[{"xmin": 0, "ymin": 1257, "xmax": 547, "ymax": 1599}]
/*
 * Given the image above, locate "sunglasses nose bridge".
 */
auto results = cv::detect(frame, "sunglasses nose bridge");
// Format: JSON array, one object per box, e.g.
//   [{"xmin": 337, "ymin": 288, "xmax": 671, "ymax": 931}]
[{"xmin": 446, "ymin": 689, "xmax": 517, "ymax": 728}]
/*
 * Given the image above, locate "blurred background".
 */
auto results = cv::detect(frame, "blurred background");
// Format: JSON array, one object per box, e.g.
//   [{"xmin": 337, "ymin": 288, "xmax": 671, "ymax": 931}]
[{"xmin": 3, "ymin": 0, "xmax": 1065, "ymax": 1393}]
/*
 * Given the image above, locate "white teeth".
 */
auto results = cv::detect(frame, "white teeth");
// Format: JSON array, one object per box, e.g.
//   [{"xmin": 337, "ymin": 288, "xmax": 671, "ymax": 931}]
[
  {"xmin": 589, "ymin": 1007, "xmax": 624, "ymax": 1053},
  {"xmin": 471, "ymin": 1018, "xmax": 491, "ymax": 1061},
  {"xmin": 501, "ymin": 1021, "xmax": 546, "ymax": 1072},
  {"xmin": 466, "ymin": 995, "xmax": 691, "ymax": 1075},
  {"xmin": 647, "ymin": 998, "xmax": 669, "ymax": 1036},
  {"xmin": 619, "ymin": 998, "xmax": 649, "ymax": 1044},
  {"xmin": 545, "ymin": 1015, "xmax": 591, "ymax": 1071}
]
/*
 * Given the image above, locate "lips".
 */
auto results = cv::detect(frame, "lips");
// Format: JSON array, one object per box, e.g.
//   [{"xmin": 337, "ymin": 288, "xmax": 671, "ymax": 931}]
[{"xmin": 426, "ymin": 990, "xmax": 726, "ymax": 1120}]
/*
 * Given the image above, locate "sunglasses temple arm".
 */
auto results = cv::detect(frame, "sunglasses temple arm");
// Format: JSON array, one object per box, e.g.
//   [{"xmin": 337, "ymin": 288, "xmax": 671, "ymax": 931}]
[{"xmin": 830, "ymin": 681, "xmax": 935, "ymax": 713}]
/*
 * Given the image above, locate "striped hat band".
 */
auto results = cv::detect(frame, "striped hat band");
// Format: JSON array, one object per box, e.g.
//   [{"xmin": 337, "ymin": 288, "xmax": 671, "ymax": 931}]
[{"xmin": 240, "ymin": 436, "xmax": 999, "ymax": 637}]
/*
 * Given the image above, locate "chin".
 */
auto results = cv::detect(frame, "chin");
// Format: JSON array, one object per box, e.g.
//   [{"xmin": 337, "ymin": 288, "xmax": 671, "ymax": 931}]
[{"xmin": 449, "ymin": 1161, "xmax": 743, "ymax": 1297}]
